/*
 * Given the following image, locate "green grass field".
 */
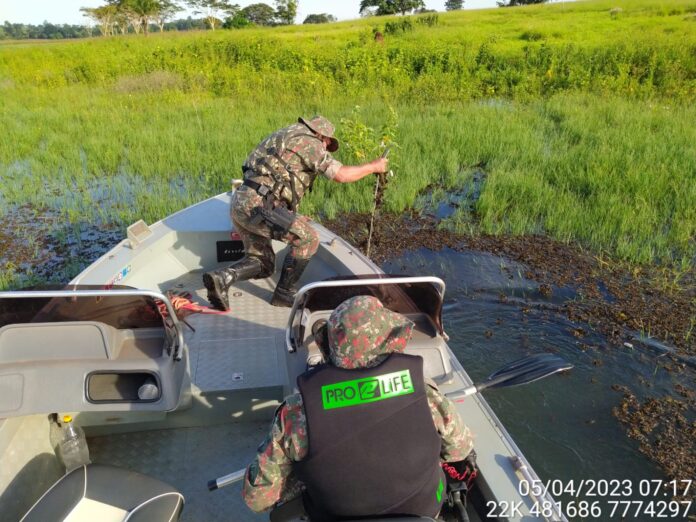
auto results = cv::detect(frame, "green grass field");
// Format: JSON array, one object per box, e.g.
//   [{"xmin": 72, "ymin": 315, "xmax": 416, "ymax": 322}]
[{"xmin": 1, "ymin": 0, "xmax": 695, "ymax": 289}]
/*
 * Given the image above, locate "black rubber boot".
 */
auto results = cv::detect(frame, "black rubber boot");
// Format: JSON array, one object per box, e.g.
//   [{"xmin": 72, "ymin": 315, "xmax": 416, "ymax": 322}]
[
  {"xmin": 202, "ymin": 256, "xmax": 265, "ymax": 311},
  {"xmin": 270, "ymin": 256, "xmax": 311, "ymax": 308}
]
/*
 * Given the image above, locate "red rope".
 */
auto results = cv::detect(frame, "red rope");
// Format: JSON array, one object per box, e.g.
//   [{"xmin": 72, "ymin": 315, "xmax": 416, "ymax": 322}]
[
  {"xmin": 442, "ymin": 462, "xmax": 478, "ymax": 487},
  {"xmin": 157, "ymin": 291, "xmax": 229, "ymax": 318}
]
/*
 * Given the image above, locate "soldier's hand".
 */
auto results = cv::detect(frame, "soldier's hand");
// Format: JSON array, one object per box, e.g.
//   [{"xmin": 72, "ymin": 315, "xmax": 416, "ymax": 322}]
[{"xmin": 372, "ymin": 157, "xmax": 389, "ymax": 174}]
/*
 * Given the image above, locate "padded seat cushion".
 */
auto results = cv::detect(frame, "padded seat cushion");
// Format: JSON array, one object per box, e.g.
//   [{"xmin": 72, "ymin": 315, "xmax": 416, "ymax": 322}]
[{"xmin": 21, "ymin": 464, "xmax": 183, "ymax": 522}]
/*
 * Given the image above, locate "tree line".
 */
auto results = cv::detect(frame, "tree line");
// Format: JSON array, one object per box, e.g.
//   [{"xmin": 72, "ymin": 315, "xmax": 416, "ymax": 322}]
[
  {"xmin": 358, "ymin": 0, "xmax": 546, "ymax": 15},
  {"xmin": 77, "ymin": 0, "xmax": 299, "ymax": 35},
  {"xmin": 0, "ymin": 0, "xmax": 548, "ymax": 41},
  {"xmin": 0, "ymin": 21, "xmax": 96, "ymax": 40}
]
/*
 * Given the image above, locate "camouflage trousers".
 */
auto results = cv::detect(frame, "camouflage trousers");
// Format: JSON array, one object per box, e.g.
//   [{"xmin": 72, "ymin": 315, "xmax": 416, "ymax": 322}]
[{"xmin": 231, "ymin": 186, "xmax": 320, "ymax": 261}]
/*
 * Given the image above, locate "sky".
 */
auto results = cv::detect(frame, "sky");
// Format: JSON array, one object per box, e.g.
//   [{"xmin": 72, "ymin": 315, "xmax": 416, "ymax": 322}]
[{"xmin": 1, "ymin": 0, "xmax": 503, "ymax": 26}]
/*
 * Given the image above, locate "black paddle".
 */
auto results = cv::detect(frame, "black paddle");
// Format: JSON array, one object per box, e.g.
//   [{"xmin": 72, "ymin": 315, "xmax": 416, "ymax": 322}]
[
  {"xmin": 208, "ymin": 352, "xmax": 573, "ymax": 491},
  {"xmin": 445, "ymin": 353, "xmax": 573, "ymax": 402}
]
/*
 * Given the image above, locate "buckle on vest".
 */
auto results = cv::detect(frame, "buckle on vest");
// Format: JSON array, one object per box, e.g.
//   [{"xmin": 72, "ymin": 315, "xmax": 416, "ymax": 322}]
[{"xmin": 257, "ymin": 185, "xmax": 270, "ymax": 196}]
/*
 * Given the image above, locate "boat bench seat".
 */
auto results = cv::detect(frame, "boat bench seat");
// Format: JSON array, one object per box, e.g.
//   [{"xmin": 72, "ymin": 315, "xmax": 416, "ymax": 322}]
[{"xmin": 21, "ymin": 464, "xmax": 183, "ymax": 522}]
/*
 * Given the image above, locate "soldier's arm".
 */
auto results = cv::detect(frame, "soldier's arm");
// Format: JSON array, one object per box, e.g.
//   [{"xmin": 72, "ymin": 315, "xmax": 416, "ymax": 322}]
[
  {"xmin": 425, "ymin": 385, "xmax": 475, "ymax": 462},
  {"xmin": 333, "ymin": 158, "xmax": 389, "ymax": 184},
  {"xmin": 242, "ymin": 394, "xmax": 308, "ymax": 512},
  {"xmin": 293, "ymin": 137, "xmax": 388, "ymax": 183}
]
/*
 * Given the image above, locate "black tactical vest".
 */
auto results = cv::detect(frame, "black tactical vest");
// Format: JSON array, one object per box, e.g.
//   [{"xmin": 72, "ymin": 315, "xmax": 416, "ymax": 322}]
[
  {"xmin": 242, "ymin": 124, "xmax": 319, "ymax": 211},
  {"xmin": 295, "ymin": 353, "xmax": 445, "ymax": 521}
]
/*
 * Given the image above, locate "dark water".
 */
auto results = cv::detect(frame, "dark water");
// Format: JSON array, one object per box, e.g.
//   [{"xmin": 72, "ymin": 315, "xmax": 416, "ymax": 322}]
[
  {"xmin": 415, "ymin": 170, "xmax": 487, "ymax": 220},
  {"xmin": 383, "ymin": 248, "xmax": 695, "ymax": 519}
]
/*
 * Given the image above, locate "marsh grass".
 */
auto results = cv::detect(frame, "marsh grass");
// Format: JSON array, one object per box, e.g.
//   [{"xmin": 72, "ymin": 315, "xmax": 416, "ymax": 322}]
[{"xmin": 0, "ymin": 0, "xmax": 695, "ymax": 267}]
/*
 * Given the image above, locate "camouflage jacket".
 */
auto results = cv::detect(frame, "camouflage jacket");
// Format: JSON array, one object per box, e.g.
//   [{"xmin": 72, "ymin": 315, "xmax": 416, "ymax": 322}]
[
  {"xmin": 242, "ymin": 387, "xmax": 475, "ymax": 513},
  {"xmin": 243, "ymin": 122, "xmax": 342, "ymax": 209}
]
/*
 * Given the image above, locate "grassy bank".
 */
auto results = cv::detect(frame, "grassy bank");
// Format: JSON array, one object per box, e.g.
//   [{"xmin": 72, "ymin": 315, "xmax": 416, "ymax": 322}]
[{"xmin": 1, "ymin": 0, "xmax": 695, "ymax": 288}]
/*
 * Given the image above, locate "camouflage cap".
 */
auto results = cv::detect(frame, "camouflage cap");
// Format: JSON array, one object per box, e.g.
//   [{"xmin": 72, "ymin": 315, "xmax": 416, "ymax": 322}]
[
  {"xmin": 327, "ymin": 296, "xmax": 414, "ymax": 369},
  {"xmin": 298, "ymin": 116, "xmax": 339, "ymax": 152}
]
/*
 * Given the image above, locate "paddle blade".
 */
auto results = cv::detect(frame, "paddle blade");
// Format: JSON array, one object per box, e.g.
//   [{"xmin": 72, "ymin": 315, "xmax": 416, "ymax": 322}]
[{"xmin": 478, "ymin": 353, "xmax": 573, "ymax": 391}]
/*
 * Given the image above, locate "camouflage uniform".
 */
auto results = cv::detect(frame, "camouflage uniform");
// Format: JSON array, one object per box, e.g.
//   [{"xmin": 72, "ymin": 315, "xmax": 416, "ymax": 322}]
[
  {"xmin": 242, "ymin": 296, "xmax": 475, "ymax": 513},
  {"xmin": 234, "ymin": 118, "xmax": 343, "ymax": 261},
  {"xmin": 231, "ymin": 188, "xmax": 321, "ymax": 261}
]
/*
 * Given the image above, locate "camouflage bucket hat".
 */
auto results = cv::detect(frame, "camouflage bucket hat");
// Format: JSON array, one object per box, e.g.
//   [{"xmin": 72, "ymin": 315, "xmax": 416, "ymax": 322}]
[
  {"xmin": 298, "ymin": 116, "xmax": 339, "ymax": 152},
  {"xmin": 327, "ymin": 296, "xmax": 414, "ymax": 369}
]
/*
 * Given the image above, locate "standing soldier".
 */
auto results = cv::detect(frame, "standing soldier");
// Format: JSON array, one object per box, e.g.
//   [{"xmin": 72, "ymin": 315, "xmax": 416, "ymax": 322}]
[
  {"xmin": 242, "ymin": 296, "xmax": 476, "ymax": 519},
  {"xmin": 203, "ymin": 116, "xmax": 389, "ymax": 309}
]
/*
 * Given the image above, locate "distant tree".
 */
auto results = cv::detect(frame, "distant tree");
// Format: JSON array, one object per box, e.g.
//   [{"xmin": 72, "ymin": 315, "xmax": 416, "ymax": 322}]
[
  {"xmin": 112, "ymin": 0, "xmax": 164, "ymax": 34},
  {"xmin": 359, "ymin": 0, "xmax": 425, "ymax": 16},
  {"xmin": 0, "ymin": 20, "xmax": 92, "ymax": 39},
  {"xmin": 274, "ymin": 0, "xmax": 298, "ymax": 25},
  {"xmin": 186, "ymin": 0, "xmax": 240, "ymax": 29},
  {"xmin": 113, "ymin": 8, "xmax": 131, "ymax": 33},
  {"xmin": 445, "ymin": 0, "xmax": 464, "ymax": 10},
  {"xmin": 303, "ymin": 13, "xmax": 336, "ymax": 24},
  {"xmin": 223, "ymin": 12, "xmax": 252, "ymax": 28},
  {"xmin": 497, "ymin": 0, "xmax": 547, "ymax": 6},
  {"xmin": 81, "ymin": 5, "xmax": 118, "ymax": 35},
  {"xmin": 103, "ymin": 0, "xmax": 181, "ymax": 34},
  {"xmin": 165, "ymin": 15, "xmax": 208, "ymax": 30},
  {"xmin": 154, "ymin": 0, "xmax": 181, "ymax": 31},
  {"xmin": 241, "ymin": 3, "xmax": 277, "ymax": 25}
]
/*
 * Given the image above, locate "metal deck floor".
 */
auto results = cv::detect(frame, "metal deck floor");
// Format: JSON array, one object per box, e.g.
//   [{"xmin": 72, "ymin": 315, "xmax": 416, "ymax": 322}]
[
  {"xmin": 88, "ymin": 422, "xmax": 268, "ymax": 522},
  {"xmin": 165, "ymin": 271, "xmax": 291, "ymax": 395}
]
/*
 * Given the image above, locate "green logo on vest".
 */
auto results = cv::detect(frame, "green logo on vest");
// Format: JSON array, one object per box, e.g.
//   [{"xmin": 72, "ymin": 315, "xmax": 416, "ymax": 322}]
[
  {"xmin": 322, "ymin": 370, "xmax": 415, "ymax": 410},
  {"xmin": 436, "ymin": 478, "xmax": 444, "ymax": 503}
]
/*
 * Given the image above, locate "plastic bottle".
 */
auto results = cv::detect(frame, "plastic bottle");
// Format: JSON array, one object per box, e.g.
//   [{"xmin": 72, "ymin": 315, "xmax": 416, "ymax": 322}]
[{"xmin": 57, "ymin": 415, "xmax": 91, "ymax": 473}]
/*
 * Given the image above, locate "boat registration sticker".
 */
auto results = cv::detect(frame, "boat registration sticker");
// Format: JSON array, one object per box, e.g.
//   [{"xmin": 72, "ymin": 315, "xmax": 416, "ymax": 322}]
[
  {"xmin": 321, "ymin": 370, "xmax": 414, "ymax": 410},
  {"xmin": 104, "ymin": 264, "xmax": 132, "ymax": 289}
]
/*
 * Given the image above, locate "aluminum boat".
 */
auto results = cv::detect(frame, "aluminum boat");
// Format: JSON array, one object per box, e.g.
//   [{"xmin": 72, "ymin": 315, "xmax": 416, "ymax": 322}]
[{"xmin": 0, "ymin": 190, "xmax": 566, "ymax": 522}]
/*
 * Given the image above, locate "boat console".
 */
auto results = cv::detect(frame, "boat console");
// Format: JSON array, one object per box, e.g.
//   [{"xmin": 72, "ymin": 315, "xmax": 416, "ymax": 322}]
[{"xmin": 0, "ymin": 287, "xmax": 188, "ymax": 418}]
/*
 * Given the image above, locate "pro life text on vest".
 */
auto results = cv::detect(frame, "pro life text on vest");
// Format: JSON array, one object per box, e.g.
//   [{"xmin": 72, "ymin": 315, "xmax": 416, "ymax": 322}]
[{"xmin": 321, "ymin": 370, "xmax": 415, "ymax": 410}]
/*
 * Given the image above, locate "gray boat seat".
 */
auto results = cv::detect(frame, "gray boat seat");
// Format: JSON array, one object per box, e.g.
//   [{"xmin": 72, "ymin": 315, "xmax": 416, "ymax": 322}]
[{"xmin": 20, "ymin": 464, "xmax": 183, "ymax": 522}]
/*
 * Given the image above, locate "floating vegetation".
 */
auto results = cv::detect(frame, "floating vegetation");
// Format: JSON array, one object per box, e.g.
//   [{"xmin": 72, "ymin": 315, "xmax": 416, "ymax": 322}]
[{"xmin": 613, "ymin": 386, "xmax": 696, "ymax": 500}]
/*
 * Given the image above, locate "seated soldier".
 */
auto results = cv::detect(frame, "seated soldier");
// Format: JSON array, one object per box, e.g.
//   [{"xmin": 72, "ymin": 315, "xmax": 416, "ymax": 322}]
[{"xmin": 242, "ymin": 295, "xmax": 475, "ymax": 520}]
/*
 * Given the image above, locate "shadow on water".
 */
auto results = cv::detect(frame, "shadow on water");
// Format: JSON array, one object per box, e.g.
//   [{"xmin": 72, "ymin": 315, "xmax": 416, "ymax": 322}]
[{"xmin": 383, "ymin": 248, "xmax": 694, "ymax": 505}]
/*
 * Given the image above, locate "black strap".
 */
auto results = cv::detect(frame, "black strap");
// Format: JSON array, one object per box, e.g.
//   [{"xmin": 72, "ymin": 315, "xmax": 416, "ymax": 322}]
[
  {"xmin": 242, "ymin": 179, "xmax": 270, "ymax": 196},
  {"xmin": 242, "ymin": 179, "xmax": 277, "ymax": 214},
  {"xmin": 267, "ymin": 130, "xmax": 318, "ymax": 212}
]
